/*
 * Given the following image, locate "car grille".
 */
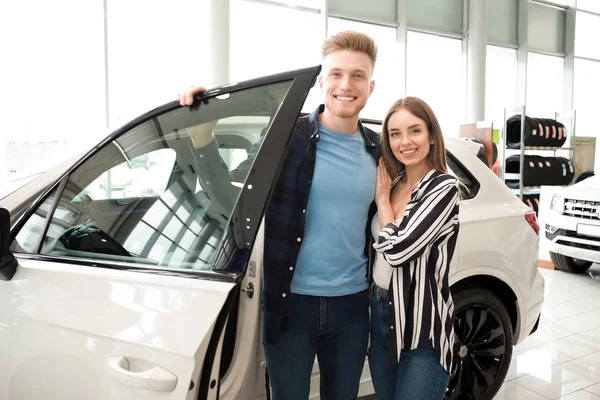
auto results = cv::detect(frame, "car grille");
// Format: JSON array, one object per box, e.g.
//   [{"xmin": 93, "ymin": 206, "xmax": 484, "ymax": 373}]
[
  {"xmin": 565, "ymin": 199, "xmax": 600, "ymax": 220},
  {"xmin": 547, "ymin": 228, "xmax": 600, "ymax": 245},
  {"xmin": 556, "ymin": 239, "xmax": 600, "ymax": 252}
]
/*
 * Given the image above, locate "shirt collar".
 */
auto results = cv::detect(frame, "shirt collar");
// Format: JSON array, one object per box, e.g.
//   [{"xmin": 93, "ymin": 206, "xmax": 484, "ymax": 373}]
[
  {"xmin": 308, "ymin": 104, "xmax": 378, "ymax": 148},
  {"xmin": 393, "ymin": 168, "xmax": 442, "ymax": 191}
]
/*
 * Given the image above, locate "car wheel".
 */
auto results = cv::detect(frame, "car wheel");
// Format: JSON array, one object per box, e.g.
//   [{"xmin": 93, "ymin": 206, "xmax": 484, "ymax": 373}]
[
  {"xmin": 550, "ymin": 251, "xmax": 592, "ymax": 273},
  {"xmin": 446, "ymin": 287, "xmax": 513, "ymax": 400},
  {"xmin": 574, "ymin": 170, "xmax": 594, "ymax": 184}
]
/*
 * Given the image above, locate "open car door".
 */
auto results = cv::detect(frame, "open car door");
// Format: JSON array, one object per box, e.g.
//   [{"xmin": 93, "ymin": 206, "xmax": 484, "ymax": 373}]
[{"xmin": 0, "ymin": 65, "xmax": 320, "ymax": 400}]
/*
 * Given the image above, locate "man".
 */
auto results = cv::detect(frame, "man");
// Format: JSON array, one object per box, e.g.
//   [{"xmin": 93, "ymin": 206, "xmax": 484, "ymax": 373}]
[{"xmin": 179, "ymin": 31, "xmax": 381, "ymax": 400}]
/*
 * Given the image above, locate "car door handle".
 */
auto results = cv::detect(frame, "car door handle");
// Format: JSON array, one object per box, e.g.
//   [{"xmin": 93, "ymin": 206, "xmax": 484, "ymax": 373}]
[{"xmin": 107, "ymin": 356, "xmax": 178, "ymax": 392}]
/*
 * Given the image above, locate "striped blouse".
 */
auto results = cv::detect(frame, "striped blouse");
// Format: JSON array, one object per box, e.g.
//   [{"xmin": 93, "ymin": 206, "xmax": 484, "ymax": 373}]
[{"xmin": 372, "ymin": 169, "xmax": 460, "ymax": 373}]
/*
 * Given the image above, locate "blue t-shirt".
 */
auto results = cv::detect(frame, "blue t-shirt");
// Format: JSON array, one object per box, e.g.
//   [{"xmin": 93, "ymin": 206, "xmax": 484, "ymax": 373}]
[{"xmin": 290, "ymin": 123, "xmax": 377, "ymax": 296}]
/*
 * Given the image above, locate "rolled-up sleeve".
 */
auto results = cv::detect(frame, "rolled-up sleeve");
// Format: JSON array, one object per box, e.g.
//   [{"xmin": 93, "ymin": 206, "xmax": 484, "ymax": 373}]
[{"xmin": 373, "ymin": 175, "xmax": 458, "ymax": 267}]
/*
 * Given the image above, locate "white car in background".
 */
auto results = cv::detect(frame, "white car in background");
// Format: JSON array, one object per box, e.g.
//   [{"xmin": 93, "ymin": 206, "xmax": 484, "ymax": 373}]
[
  {"xmin": 0, "ymin": 66, "xmax": 543, "ymax": 400},
  {"xmin": 546, "ymin": 175, "xmax": 600, "ymax": 273}
]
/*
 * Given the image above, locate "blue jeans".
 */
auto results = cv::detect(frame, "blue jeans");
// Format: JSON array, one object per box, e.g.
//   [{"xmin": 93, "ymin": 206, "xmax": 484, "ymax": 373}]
[
  {"xmin": 263, "ymin": 290, "xmax": 369, "ymax": 400},
  {"xmin": 368, "ymin": 287, "xmax": 449, "ymax": 400}
]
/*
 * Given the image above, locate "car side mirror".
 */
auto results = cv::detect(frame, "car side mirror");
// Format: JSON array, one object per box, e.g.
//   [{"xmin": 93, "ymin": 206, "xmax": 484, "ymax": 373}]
[{"xmin": 0, "ymin": 207, "xmax": 17, "ymax": 281}]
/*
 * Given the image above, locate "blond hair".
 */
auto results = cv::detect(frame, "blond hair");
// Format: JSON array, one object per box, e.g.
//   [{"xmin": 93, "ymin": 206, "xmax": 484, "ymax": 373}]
[{"xmin": 321, "ymin": 30, "xmax": 377, "ymax": 66}]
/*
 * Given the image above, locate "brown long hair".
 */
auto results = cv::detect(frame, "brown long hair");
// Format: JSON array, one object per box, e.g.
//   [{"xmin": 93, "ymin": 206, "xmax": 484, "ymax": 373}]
[{"xmin": 381, "ymin": 97, "xmax": 447, "ymax": 178}]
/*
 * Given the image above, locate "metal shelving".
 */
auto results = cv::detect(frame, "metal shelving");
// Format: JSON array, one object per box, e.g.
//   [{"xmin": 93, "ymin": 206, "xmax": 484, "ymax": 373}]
[{"xmin": 500, "ymin": 106, "xmax": 576, "ymax": 200}]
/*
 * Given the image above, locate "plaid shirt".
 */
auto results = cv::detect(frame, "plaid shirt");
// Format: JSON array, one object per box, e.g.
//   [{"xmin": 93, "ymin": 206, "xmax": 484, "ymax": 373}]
[{"xmin": 262, "ymin": 105, "xmax": 381, "ymax": 344}]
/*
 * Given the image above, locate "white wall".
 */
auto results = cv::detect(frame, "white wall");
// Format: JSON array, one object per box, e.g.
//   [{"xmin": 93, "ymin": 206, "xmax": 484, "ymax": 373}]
[
  {"xmin": 0, "ymin": 1, "xmax": 106, "ymax": 182},
  {"xmin": 0, "ymin": 0, "xmax": 210, "ymax": 184},
  {"xmin": 2, "ymin": 0, "xmax": 599, "ymax": 187}
]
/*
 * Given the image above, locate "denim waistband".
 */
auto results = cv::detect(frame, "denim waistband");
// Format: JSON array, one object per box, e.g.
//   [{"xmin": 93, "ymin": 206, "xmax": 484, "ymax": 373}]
[{"xmin": 371, "ymin": 283, "xmax": 389, "ymax": 301}]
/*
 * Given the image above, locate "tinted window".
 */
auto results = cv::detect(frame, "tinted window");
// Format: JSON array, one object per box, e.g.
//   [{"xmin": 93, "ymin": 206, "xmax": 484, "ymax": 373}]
[
  {"xmin": 12, "ymin": 81, "xmax": 293, "ymax": 272},
  {"xmin": 11, "ymin": 189, "xmax": 57, "ymax": 253},
  {"xmin": 447, "ymin": 152, "xmax": 478, "ymax": 200}
]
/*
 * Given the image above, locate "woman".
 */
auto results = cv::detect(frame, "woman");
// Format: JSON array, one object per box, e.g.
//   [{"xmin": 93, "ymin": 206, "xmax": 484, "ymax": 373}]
[{"xmin": 369, "ymin": 97, "xmax": 459, "ymax": 400}]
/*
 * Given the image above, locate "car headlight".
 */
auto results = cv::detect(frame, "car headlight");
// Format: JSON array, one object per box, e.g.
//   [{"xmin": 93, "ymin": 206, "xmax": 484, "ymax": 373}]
[
  {"xmin": 546, "ymin": 223, "xmax": 559, "ymax": 234},
  {"xmin": 550, "ymin": 194, "xmax": 565, "ymax": 214}
]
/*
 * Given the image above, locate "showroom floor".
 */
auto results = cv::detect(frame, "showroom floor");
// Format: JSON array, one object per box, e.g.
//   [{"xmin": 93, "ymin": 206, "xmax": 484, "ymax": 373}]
[{"xmin": 495, "ymin": 265, "xmax": 600, "ymax": 399}]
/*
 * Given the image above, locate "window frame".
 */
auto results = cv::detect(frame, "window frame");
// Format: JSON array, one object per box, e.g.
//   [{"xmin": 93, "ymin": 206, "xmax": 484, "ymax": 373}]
[
  {"xmin": 9, "ymin": 66, "xmax": 321, "ymax": 280},
  {"xmin": 447, "ymin": 151, "xmax": 480, "ymax": 200}
]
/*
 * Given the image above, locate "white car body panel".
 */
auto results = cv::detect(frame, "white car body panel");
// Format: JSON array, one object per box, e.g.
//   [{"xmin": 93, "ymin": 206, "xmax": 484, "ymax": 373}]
[
  {"xmin": 0, "ymin": 256, "xmax": 233, "ymax": 400},
  {"xmin": 546, "ymin": 218, "xmax": 600, "ymax": 264},
  {"xmin": 557, "ymin": 176, "xmax": 600, "ymax": 202},
  {"xmin": 218, "ymin": 224, "xmax": 267, "ymax": 400},
  {"xmin": 545, "ymin": 176, "xmax": 600, "ymax": 263},
  {"xmin": 445, "ymin": 138, "xmax": 543, "ymax": 343}
]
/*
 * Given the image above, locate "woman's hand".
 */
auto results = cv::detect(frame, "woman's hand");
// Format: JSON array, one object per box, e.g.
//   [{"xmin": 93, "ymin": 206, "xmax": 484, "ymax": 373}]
[{"xmin": 376, "ymin": 158, "xmax": 392, "ymax": 206}]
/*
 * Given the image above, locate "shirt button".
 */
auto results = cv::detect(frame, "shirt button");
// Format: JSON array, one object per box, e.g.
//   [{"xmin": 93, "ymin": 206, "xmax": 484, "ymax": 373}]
[
  {"xmin": 302, "ymin": 209, "xmax": 306, "ymax": 214},
  {"xmin": 282, "ymin": 293, "xmax": 287, "ymax": 298},
  {"xmin": 297, "ymin": 237, "xmax": 302, "ymax": 242},
  {"xmin": 390, "ymin": 326, "xmax": 394, "ymax": 330},
  {"xmin": 289, "ymin": 266, "xmax": 294, "ymax": 271},
  {"xmin": 389, "ymin": 302, "xmax": 392, "ymax": 305}
]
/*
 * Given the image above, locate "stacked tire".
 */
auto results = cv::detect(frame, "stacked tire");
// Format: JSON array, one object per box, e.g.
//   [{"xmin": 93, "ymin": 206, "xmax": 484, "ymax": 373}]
[
  {"xmin": 504, "ymin": 155, "xmax": 574, "ymax": 188},
  {"xmin": 506, "ymin": 115, "xmax": 568, "ymax": 149},
  {"xmin": 505, "ymin": 115, "xmax": 573, "ymax": 216},
  {"xmin": 462, "ymin": 137, "xmax": 499, "ymax": 167},
  {"xmin": 523, "ymin": 194, "xmax": 540, "ymax": 215}
]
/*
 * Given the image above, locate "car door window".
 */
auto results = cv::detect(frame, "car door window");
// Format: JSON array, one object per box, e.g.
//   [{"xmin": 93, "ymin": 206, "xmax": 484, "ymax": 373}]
[
  {"xmin": 76, "ymin": 149, "xmax": 176, "ymax": 200},
  {"xmin": 11, "ymin": 80, "xmax": 295, "ymax": 272},
  {"xmin": 10, "ymin": 189, "xmax": 58, "ymax": 253},
  {"xmin": 447, "ymin": 152, "xmax": 479, "ymax": 200}
]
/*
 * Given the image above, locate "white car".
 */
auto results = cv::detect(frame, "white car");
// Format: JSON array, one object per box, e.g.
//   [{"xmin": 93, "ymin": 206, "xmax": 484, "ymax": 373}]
[
  {"xmin": 0, "ymin": 66, "xmax": 543, "ymax": 400},
  {"xmin": 546, "ymin": 175, "xmax": 600, "ymax": 273}
]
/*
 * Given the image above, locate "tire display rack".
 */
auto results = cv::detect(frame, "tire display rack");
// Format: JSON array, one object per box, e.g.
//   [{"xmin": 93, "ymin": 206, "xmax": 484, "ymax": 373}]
[{"xmin": 500, "ymin": 106, "xmax": 576, "ymax": 203}]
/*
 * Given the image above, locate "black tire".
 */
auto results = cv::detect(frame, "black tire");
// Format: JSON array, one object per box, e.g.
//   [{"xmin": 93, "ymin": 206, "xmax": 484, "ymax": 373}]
[
  {"xmin": 462, "ymin": 138, "xmax": 489, "ymax": 167},
  {"xmin": 506, "ymin": 115, "xmax": 537, "ymax": 148},
  {"xmin": 550, "ymin": 252, "xmax": 592, "ymax": 273},
  {"xmin": 556, "ymin": 157, "xmax": 575, "ymax": 185},
  {"xmin": 446, "ymin": 287, "xmax": 513, "ymax": 400},
  {"xmin": 504, "ymin": 155, "xmax": 546, "ymax": 188},
  {"xmin": 522, "ymin": 194, "xmax": 540, "ymax": 215},
  {"xmin": 575, "ymin": 171, "xmax": 595, "ymax": 184}
]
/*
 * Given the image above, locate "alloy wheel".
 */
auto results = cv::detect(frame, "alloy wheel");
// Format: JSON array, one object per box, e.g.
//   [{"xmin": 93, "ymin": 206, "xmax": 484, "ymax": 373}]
[{"xmin": 445, "ymin": 304, "xmax": 507, "ymax": 400}]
